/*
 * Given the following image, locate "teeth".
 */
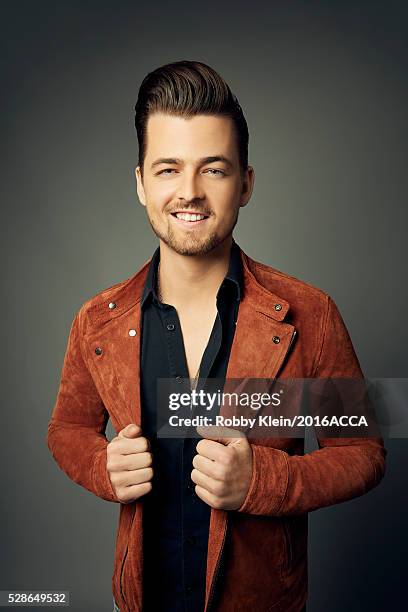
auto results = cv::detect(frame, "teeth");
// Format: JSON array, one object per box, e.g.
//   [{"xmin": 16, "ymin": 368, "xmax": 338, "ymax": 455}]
[{"xmin": 175, "ymin": 212, "xmax": 206, "ymax": 221}]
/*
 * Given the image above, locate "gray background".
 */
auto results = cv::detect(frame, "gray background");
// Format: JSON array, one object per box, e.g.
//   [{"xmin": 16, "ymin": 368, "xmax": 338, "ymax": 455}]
[{"xmin": 1, "ymin": 1, "xmax": 406, "ymax": 610}]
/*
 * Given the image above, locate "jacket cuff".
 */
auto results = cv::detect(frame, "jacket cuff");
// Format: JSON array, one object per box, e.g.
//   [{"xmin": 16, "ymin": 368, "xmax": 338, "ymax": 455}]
[
  {"xmin": 238, "ymin": 444, "xmax": 289, "ymax": 515},
  {"xmin": 92, "ymin": 446, "xmax": 120, "ymax": 503}
]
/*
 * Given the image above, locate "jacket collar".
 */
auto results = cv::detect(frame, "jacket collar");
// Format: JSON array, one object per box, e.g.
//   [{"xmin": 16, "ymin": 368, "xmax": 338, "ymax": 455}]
[{"xmin": 85, "ymin": 243, "xmax": 290, "ymax": 330}]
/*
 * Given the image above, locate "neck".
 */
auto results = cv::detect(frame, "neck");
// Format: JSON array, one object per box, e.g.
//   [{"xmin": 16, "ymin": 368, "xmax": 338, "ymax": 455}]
[{"xmin": 157, "ymin": 236, "xmax": 233, "ymax": 307}]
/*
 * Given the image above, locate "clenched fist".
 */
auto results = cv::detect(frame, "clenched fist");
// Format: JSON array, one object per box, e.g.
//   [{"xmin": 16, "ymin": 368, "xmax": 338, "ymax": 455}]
[
  {"xmin": 107, "ymin": 423, "xmax": 153, "ymax": 504},
  {"xmin": 191, "ymin": 425, "xmax": 253, "ymax": 510}
]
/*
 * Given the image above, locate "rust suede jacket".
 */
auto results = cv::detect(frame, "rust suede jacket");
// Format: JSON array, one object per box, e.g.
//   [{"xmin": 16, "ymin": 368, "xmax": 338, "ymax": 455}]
[{"xmin": 47, "ymin": 245, "xmax": 386, "ymax": 612}]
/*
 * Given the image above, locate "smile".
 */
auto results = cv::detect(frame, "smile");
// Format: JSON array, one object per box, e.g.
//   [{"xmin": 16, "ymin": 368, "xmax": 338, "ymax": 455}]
[{"xmin": 170, "ymin": 211, "xmax": 209, "ymax": 226}]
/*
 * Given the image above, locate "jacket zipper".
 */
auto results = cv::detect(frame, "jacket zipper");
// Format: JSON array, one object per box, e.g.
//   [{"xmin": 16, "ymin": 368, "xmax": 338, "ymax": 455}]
[
  {"xmin": 205, "ymin": 516, "xmax": 228, "ymax": 612},
  {"xmin": 120, "ymin": 547, "xmax": 129, "ymax": 608},
  {"xmin": 281, "ymin": 518, "xmax": 292, "ymax": 574},
  {"xmin": 280, "ymin": 330, "xmax": 296, "ymax": 575},
  {"xmin": 119, "ymin": 506, "xmax": 137, "ymax": 610}
]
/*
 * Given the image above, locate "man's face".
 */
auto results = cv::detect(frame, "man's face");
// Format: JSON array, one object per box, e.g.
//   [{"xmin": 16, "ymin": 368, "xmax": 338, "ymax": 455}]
[{"xmin": 135, "ymin": 113, "xmax": 254, "ymax": 256}]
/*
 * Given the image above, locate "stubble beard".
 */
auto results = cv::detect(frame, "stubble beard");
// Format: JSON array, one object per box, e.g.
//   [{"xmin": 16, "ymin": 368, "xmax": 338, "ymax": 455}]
[{"xmin": 146, "ymin": 209, "xmax": 239, "ymax": 256}]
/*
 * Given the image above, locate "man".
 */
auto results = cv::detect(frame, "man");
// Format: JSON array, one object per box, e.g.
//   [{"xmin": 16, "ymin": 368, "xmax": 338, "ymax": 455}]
[{"xmin": 47, "ymin": 60, "xmax": 386, "ymax": 612}]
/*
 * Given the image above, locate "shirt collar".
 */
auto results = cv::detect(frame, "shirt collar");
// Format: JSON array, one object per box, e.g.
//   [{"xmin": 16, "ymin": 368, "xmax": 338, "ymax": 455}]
[
  {"xmin": 141, "ymin": 238, "xmax": 243, "ymax": 309},
  {"xmin": 222, "ymin": 239, "xmax": 243, "ymax": 302},
  {"xmin": 141, "ymin": 245, "xmax": 161, "ymax": 308}
]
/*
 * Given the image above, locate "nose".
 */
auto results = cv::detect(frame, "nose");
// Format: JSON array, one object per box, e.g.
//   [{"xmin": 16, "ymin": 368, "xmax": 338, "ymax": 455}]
[{"xmin": 177, "ymin": 169, "xmax": 205, "ymax": 203}]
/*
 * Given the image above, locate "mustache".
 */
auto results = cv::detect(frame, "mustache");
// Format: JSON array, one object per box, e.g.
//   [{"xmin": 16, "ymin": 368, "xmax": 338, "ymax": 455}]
[{"xmin": 168, "ymin": 206, "xmax": 212, "ymax": 216}]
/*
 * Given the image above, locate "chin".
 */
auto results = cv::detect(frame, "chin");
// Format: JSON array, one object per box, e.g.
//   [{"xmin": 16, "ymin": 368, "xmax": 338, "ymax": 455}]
[{"xmin": 163, "ymin": 233, "xmax": 222, "ymax": 256}]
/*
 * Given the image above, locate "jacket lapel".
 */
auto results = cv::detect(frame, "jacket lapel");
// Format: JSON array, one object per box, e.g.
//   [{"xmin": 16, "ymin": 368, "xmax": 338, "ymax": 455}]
[{"xmin": 85, "ymin": 305, "xmax": 143, "ymax": 428}]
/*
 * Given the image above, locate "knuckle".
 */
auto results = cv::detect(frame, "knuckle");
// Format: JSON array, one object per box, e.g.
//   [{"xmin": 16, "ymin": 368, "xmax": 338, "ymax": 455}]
[
  {"xmin": 116, "ymin": 489, "xmax": 128, "ymax": 503},
  {"xmin": 139, "ymin": 437, "xmax": 149, "ymax": 452},
  {"xmin": 107, "ymin": 456, "xmax": 120, "ymax": 472},
  {"xmin": 107, "ymin": 443, "xmax": 116, "ymax": 457},
  {"xmin": 109, "ymin": 472, "xmax": 119, "ymax": 485},
  {"xmin": 137, "ymin": 453, "xmax": 147, "ymax": 467}
]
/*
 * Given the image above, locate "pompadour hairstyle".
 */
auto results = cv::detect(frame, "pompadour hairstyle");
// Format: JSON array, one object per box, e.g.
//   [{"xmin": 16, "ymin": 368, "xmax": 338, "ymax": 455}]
[{"xmin": 135, "ymin": 60, "xmax": 249, "ymax": 177}]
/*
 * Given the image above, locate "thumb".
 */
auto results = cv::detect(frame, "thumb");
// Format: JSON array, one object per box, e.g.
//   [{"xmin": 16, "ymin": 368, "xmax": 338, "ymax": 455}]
[
  {"xmin": 196, "ymin": 424, "xmax": 245, "ymax": 446},
  {"xmin": 118, "ymin": 423, "xmax": 142, "ymax": 439}
]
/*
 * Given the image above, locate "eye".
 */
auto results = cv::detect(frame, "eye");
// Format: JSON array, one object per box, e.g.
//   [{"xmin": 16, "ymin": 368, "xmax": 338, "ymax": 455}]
[
  {"xmin": 205, "ymin": 168, "xmax": 226, "ymax": 176},
  {"xmin": 157, "ymin": 168, "xmax": 177, "ymax": 175},
  {"xmin": 156, "ymin": 168, "xmax": 226, "ymax": 176}
]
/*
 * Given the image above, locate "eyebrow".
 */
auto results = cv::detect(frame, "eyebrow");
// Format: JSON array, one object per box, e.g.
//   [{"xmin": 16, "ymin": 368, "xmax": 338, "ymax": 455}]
[{"xmin": 150, "ymin": 155, "xmax": 234, "ymax": 169}]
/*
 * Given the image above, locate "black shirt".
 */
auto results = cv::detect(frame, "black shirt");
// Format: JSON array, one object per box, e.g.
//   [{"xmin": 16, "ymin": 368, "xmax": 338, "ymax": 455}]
[{"xmin": 140, "ymin": 240, "xmax": 243, "ymax": 612}]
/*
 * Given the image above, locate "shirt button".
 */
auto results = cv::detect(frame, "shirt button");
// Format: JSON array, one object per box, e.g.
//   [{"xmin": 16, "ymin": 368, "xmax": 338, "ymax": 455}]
[
  {"xmin": 166, "ymin": 323, "xmax": 175, "ymax": 331},
  {"xmin": 128, "ymin": 329, "xmax": 137, "ymax": 336},
  {"xmin": 108, "ymin": 302, "xmax": 116, "ymax": 310},
  {"xmin": 176, "ymin": 376, "xmax": 183, "ymax": 383},
  {"xmin": 274, "ymin": 303, "xmax": 282, "ymax": 311},
  {"xmin": 95, "ymin": 347, "xmax": 103, "ymax": 355},
  {"xmin": 272, "ymin": 336, "xmax": 280, "ymax": 344}
]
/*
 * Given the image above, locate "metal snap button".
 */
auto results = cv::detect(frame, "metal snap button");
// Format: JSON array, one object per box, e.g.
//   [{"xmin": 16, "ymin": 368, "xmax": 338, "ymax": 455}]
[
  {"xmin": 108, "ymin": 302, "xmax": 116, "ymax": 310},
  {"xmin": 274, "ymin": 303, "xmax": 282, "ymax": 311},
  {"xmin": 272, "ymin": 336, "xmax": 280, "ymax": 344},
  {"xmin": 95, "ymin": 346, "xmax": 103, "ymax": 355},
  {"xmin": 167, "ymin": 323, "xmax": 175, "ymax": 331},
  {"xmin": 128, "ymin": 329, "xmax": 137, "ymax": 336}
]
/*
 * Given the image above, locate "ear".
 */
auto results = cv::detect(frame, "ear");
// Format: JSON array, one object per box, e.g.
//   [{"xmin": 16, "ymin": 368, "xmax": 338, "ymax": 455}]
[
  {"xmin": 135, "ymin": 166, "xmax": 147, "ymax": 207},
  {"xmin": 240, "ymin": 165, "xmax": 255, "ymax": 208}
]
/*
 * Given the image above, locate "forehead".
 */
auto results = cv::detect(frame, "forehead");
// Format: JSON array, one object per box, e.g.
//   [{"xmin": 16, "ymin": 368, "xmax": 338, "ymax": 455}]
[{"xmin": 144, "ymin": 113, "xmax": 238, "ymax": 160}]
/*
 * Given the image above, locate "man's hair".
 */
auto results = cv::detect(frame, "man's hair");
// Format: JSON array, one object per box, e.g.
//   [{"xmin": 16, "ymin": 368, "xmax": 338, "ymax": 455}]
[{"xmin": 135, "ymin": 60, "xmax": 249, "ymax": 177}]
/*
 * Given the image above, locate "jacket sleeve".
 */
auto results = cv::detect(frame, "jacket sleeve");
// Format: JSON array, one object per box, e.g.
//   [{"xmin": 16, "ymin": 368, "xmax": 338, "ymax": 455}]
[
  {"xmin": 46, "ymin": 308, "xmax": 120, "ymax": 503},
  {"xmin": 238, "ymin": 295, "xmax": 387, "ymax": 516}
]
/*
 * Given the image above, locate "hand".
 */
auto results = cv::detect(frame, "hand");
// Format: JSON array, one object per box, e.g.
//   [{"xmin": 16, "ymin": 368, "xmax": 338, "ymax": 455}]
[
  {"xmin": 191, "ymin": 425, "xmax": 253, "ymax": 510},
  {"xmin": 107, "ymin": 423, "xmax": 153, "ymax": 503}
]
